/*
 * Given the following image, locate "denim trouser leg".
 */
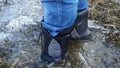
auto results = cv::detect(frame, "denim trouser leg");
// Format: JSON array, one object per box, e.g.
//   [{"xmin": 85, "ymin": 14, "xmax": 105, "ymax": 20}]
[
  {"xmin": 78, "ymin": 0, "xmax": 88, "ymax": 11},
  {"xmin": 41, "ymin": 0, "xmax": 78, "ymax": 36},
  {"xmin": 41, "ymin": 0, "xmax": 88, "ymax": 36},
  {"xmin": 40, "ymin": 0, "xmax": 89, "ymax": 62}
]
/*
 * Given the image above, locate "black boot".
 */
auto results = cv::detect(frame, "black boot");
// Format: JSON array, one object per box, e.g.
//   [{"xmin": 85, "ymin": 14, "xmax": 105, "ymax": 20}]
[
  {"xmin": 40, "ymin": 24, "xmax": 74, "ymax": 63},
  {"xmin": 71, "ymin": 9, "xmax": 92, "ymax": 41}
]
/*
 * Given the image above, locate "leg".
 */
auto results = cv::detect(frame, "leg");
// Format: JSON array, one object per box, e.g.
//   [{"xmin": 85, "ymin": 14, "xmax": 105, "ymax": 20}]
[
  {"xmin": 40, "ymin": 0, "xmax": 78, "ymax": 62},
  {"xmin": 71, "ymin": 0, "xmax": 92, "ymax": 41},
  {"xmin": 41, "ymin": 0, "xmax": 78, "ymax": 36}
]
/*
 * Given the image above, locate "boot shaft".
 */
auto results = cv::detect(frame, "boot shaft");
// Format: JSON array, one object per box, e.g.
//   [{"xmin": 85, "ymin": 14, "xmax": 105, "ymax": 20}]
[{"xmin": 40, "ymin": 24, "xmax": 73, "ymax": 62}]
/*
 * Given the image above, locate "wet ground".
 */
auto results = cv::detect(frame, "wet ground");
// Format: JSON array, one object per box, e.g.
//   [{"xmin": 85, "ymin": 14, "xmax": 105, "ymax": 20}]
[
  {"xmin": 31, "ymin": 21, "xmax": 120, "ymax": 68},
  {"xmin": 48, "ymin": 30, "xmax": 120, "ymax": 68},
  {"xmin": 0, "ymin": 0, "xmax": 120, "ymax": 68}
]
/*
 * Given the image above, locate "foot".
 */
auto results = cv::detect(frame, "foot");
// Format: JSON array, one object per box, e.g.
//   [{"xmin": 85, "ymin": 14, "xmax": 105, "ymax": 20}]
[
  {"xmin": 71, "ymin": 33, "xmax": 92, "ymax": 41},
  {"xmin": 71, "ymin": 30, "xmax": 92, "ymax": 41}
]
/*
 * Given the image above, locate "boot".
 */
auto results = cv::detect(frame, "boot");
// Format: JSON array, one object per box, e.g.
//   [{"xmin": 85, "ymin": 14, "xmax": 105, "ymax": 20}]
[
  {"xmin": 40, "ymin": 24, "xmax": 74, "ymax": 63},
  {"xmin": 71, "ymin": 9, "xmax": 92, "ymax": 41}
]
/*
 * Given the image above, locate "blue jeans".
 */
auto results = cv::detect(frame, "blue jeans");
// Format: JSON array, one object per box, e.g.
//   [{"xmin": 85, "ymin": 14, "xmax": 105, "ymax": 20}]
[{"xmin": 41, "ymin": 0, "xmax": 88, "ymax": 36}]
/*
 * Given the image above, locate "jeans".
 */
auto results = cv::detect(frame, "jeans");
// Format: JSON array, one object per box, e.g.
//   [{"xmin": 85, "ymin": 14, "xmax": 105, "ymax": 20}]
[{"xmin": 41, "ymin": 0, "xmax": 88, "ymax": 36}]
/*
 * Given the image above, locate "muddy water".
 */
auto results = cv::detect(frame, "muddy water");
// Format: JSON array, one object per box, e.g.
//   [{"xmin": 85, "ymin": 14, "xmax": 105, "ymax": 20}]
[
  {"xmin": 25, "ymin": 21, "xmax": 120, "ymax": 68},
  {"xmin": 112, "ymin": 0, "xmax": 120, "ymax": 4},
  {"xmin": 47, "ymin": 41, "xmax": 84, "ymax": 68},
  {"xmin": 48, "ymin": 21, "xmax": 120, "ymax": 68}
]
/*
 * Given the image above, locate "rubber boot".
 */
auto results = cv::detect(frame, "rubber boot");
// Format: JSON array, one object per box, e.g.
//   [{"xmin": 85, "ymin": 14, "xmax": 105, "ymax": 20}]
[
  {"xmin": 71, "ymin": 9, "xmax": 92, "ymax": 41},
  {"xmin": 40, "ymin": 24, "xmax": 74, "ymax": 63}
]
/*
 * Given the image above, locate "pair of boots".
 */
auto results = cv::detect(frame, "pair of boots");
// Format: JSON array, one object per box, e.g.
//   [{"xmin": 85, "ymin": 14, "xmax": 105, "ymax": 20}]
[{"xmin": 40, "ymin": 9, "xmax": 92, "ymax": 63}]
